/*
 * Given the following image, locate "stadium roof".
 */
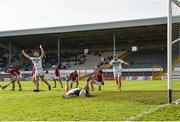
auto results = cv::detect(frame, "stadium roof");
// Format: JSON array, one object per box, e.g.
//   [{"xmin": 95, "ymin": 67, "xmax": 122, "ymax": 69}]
[
  {"xmin": 0, "ymin": 17, "xmax": 169, "ymax": 37},
  {"xmin": 0, "ymin": 16, "xmax": 179, "ymax": 50}
]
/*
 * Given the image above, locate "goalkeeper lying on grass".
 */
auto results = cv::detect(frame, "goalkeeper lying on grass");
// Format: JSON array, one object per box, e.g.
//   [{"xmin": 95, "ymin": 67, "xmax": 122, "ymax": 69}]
[
  {"xmin": 62, "ymin": 77, "xmax": 91, "ymax": 98},
  {"xmin": 62, "ymin": 58, "xmax": 107, "ymax": 98}
]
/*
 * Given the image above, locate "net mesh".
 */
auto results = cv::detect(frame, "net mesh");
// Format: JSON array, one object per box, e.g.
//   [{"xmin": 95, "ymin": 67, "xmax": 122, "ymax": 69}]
[
  {"xmin": 172, "ymin": 0, "xmax": 180, "ymax": 73},
  {"xmin": 171, "ymin": 0, "xmax": 180, "ymax": 102}
]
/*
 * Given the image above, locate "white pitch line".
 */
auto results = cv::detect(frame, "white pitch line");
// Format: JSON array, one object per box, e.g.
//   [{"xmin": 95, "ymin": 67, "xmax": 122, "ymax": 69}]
[
  {"xmin": 126, "ymin": 104, "xmax": 169, "ymax": 121},
  {"xmin": 126, "ymin": 99, "xmax": 180, "ymax": 121},
  {"xmin": 173, "ymin": 98, "xmax": 180, "ymax": 104}
]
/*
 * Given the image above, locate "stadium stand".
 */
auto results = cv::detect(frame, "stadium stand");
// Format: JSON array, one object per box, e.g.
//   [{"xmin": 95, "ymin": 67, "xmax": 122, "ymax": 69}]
[
  {"xmin": 0, "ymin": 48, "xmax": 166, "ymax": 77},
  {"xmin": 61, "ymin": 51, "xmax": 113, "ymax": 70},
  {"xmin": 123, "ymin": 49, "xmax": 166, "ymax": 69},
  {"xmin": 120, "ymin": 49, "xmax": 166, "ymax": 77}
]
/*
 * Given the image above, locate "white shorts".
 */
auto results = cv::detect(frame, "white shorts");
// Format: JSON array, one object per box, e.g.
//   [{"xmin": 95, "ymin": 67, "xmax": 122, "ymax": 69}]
[
  {"xmin": 113, "ymin": 70, "xmax": 122, "ymax": 78},
  {"xmin": 92, "ymin": 79, "xmax": 103, "ymax": 86},
  {"xmin": 54, "ymin": 76, "xmax": 60, "ymax": 80},
  {"xmin": 35, "ymin": 68, "xmax": 44, "ymax": 77},
  {"xmin": 70, "ymin": 79, "xmax": 78, "ymax": 83}
]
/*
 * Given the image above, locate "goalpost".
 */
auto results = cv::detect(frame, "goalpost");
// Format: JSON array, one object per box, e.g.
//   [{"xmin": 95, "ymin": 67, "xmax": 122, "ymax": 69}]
[{"xmin": 168, "ymin": 0, "xmax": 180, "ymax": 103}]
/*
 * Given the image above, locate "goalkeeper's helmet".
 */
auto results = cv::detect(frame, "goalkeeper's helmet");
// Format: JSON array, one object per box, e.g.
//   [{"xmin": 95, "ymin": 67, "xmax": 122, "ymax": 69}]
[
  {"xmin": 79, "ymin": 89, "xmax": 86, "ymax": 97},
  {"xmin": 79, "ymin": 89, "xmax": 90, "ymax": 97}
]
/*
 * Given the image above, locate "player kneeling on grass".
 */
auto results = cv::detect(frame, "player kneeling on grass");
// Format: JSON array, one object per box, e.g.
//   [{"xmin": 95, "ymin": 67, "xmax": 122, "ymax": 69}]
[
  {"xmin": 90, "ymin": 65, "xmax": 104, "ymax": 91},
  {"xmin": 63, "ymin": 77, "xmax": 90, "ymax": 98},
  {"xmin": 22, "ymin": 45, "xmax": 51, "ymax": 92},
  {"xmin": 109, "ymin": 54, "xmax": 129, "ymax": 91},
  {"xmin": 52, "ymin": 65, "xmax": 63, "ymax": 88},
  {"xmin": 5, "ymin": 66, "xmax": 22, "ymax": 91},
  {"xmin": 66, "ymin": 70, "xmax": 79, "ymax": 88}
]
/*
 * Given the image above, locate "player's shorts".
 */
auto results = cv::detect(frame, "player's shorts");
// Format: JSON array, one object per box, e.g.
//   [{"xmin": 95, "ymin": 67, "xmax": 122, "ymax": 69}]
[
  {"xmin": 92, "ymin": 79, "xmax": 103, "ymax": 86},
  {"xmin": 12, "ymin": 74, "xmax": 20, "ymax": 81},
  {"xmin": 54, "ymin": 76, "xmax": 60, "ymax": 80},
  {"xmin": 70, "ymin": 79, "xmax": 78, "ymax": 83},
  {"xmin": 35, "ymin": 68, "xmax": 44, "ymax": 77},
  {"xmin": 113, "ymin": 69, "xmax": 122, "ymax": 78}
]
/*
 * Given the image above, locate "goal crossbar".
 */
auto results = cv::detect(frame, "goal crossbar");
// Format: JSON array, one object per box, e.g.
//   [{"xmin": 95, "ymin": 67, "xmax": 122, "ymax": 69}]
[{"xmin": 172, "ymin": 0, "xmax": 180, "ymax": 7}]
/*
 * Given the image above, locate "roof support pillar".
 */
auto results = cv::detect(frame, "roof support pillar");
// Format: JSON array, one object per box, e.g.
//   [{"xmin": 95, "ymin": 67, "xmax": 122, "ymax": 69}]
[
  {"xmin": 113, "ymin": 32, "xmax": 116, "ymax": 54},
  {"xmin": 58, "ymin": 39, "xmax": 60, "ymax": 65},
  {"xmin": 8, "ymin": 40, "xmax": 12, "ymax": 66}
]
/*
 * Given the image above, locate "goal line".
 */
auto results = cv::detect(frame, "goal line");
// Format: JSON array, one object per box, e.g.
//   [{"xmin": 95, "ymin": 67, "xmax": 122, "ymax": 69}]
[{"xmin": 126, "ymin": 98, "xmax": 180, "ymax": 121}]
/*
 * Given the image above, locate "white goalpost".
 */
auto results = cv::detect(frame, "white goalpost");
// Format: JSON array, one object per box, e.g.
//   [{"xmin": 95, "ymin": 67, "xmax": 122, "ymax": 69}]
[{"xmin": 168, "ymin": 0, "xmax": 180, "ymax": 103}]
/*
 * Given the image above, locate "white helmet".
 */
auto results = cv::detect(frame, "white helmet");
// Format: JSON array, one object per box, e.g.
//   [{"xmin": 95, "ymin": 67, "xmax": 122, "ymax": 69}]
[{"xmin": 79, "ymin": 89, "xmax": 87, "ymax": 97}]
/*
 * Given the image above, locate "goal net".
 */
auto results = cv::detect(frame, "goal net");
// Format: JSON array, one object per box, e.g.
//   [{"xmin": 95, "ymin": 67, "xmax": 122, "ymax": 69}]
[{"xmin": 168, "ymin": 0, "xmax": 180, "ymax": 103}]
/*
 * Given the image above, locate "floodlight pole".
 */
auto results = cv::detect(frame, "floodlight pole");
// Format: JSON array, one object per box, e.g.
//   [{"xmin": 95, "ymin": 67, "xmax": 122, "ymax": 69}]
[
  {"xmin": 167, "ymin": 0, "xmax": 172, "ymax": 103},
  {"xmin": 58, "ymin": 39, "xmax": 60, "ymax": 65},
  {"xmin": 113, "ymin": 33, "xmax": 116, "ymax": 54}
]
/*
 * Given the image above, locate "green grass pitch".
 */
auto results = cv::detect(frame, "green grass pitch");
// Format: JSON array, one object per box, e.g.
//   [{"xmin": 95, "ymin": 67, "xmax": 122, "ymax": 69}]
[{"xmin": 0, "ymin": 80, "xmax": 180, "ymax": 121}]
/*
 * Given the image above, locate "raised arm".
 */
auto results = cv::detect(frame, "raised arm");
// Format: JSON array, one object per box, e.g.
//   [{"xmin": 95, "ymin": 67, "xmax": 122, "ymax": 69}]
[
  {"xmin": 103, "ymin": 64, "xmax": 112, "ymax": 69},
  {"xmin": 79, "ymin": 58, "xmax": 111, "ymax": 80},
  {"xmin": 83, "ymin": 77, "xmax": 90, "ymax": 91},
  {"xmin": 121, "ymin": 59, "xmax": 129, "ymax": 65},
  {"xmin": 101, "ymin": 59, "xmax": 112, "ymax": 69},
  {"xmin": 40, "ymin": 45, "xmax": 46, "ymax": 58},
  {"xmin": 21, "ymin": 50, "xmax": 30, "ymax": 59}
]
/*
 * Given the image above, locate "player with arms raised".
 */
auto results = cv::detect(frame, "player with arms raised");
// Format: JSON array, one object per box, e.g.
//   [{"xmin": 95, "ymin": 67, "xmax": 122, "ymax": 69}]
[
  {"xmin": 109, "ymin": 54, "xmax": 129, "ymax": 91},
  {"xmin": 22, "ymin": 45, "xmax": 51, "ymax": 92}
]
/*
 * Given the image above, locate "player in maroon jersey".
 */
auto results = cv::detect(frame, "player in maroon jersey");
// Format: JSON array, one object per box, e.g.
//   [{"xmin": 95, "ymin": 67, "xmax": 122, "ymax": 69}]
[
  {"xmin": 66, "ymin": 70, "xmax": 79, "ymax": 88},
  {"xmin": 5, "ymin": 66, "xmax": 22, "ymax": 91},
  {"xmin": 52, "ymin": 65, "xmax": 63, "ymax": 88},
  {"xmin": 90, "ymin": 65, "xmax": 104, "ymax": 91}
]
